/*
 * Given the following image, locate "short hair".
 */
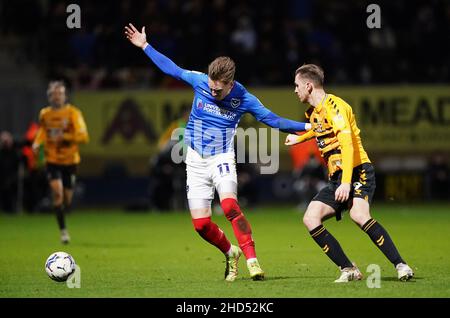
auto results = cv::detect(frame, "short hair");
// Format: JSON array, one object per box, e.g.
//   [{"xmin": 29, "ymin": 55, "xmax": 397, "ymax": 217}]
[
  {"xmin": 208, "ymin": 56, "xmax": 235, "ymax": 83},
  {"xmin": 47, "ymin": 80, "xmax": 66, "ymax": 97},
  {"xmin": 295, "ymin": 64, "xmax": 324, "ymax": 87}
]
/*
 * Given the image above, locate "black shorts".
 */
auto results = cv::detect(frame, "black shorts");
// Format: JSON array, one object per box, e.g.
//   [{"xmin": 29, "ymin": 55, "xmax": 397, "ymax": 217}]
[
  {"xmin": 46, "ymin": 163, "xmax": 78, "ymax": 189},
  {"xmin": 312, "ymin": 163, "xmax": 376, "ymax": 221}
]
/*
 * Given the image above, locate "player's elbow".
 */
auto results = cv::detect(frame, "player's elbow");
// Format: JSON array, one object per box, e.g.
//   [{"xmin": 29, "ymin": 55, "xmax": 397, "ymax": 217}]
[
  {"xmin": 343, "ymin": 144, "xmax": 353, "ymax": 153},
  {"xmin": 338, "ymin": 132, "xmax": 353, "ymax": 144},
  {"xmin": 339, "ymin": 139, "xmax": 353, "ymax": 152},
  {"xmin": 75, "ymin": 137, "xmax": 88, "ymax": 145},
  {"xmin": 160, "ymin": 65, "xmax": 183, "ymax": 80},
  {"xmin": 77, "ymin": 133, "xmax": 89, "ymax": 144}
]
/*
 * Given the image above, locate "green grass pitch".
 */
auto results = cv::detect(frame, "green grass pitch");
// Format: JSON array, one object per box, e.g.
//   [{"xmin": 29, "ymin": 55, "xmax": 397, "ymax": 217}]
[{"xmin": 1, "ymin": 203, "xmax": 449, "ymax": 298}]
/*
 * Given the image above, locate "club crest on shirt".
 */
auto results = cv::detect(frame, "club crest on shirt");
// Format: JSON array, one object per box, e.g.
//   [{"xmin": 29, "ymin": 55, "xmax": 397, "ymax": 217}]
[{"xmin": 230, "ymin": 98, "xmax": 241, "ymax": 108}]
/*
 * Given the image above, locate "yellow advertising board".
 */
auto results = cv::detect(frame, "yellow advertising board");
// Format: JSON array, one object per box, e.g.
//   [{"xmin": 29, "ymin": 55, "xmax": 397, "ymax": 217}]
[
  {"xmin": 73, "ymin": 85, "xmax": 450, "ymax": 159},
  {"xmin": 330, "ymin": 86, "xmax": 450, "ymax": 152},
  {"xmin": 73, "ymin": 90, "xmax": 192, "ymax": 157}
]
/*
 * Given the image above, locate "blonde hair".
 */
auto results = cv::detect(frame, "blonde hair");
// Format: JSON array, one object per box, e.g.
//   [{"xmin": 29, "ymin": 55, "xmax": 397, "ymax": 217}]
[
  {"xmin": 295, "ymin": 64, "xmax": 324, "ymax": 87},
  {"xmin": 47, "ymin": 80, "xmax": 66, "ymax": 97},
  {"xmin": 208, "ymin": 56, "xmax": 235, "ymax": 83}
]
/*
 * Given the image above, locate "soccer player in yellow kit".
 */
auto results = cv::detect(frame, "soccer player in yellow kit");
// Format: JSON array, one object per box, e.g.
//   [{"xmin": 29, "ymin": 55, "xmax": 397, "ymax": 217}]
[
  {"xmin": 33, "ymin": 81, "xmax": 89, "ymax": 244},
  {"xmin": 285, "ymin": 64, "xmax": 414, "ymax": 282}
]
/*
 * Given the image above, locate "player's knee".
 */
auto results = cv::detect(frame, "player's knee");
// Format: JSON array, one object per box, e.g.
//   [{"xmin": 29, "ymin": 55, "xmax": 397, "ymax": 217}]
[
  {"xmin": 64, "ymin": 198, "xmax": 72, "ymax": 207},
  {"xmin": 192, "ymin": 217, "xmax": 211, "ymax": 233},
  {"xmin": 52, "ymin": 190, "xmax": 63, "ymax": 206},
  {"xmin": 221, "ymin": 198, "xmax": 242, "ymax": 222},
  {"xmin": 303, "ymin": 210, "xmax": 322, "ymax": 229},
  {"xmin": 349, "ymin": 209, "xmax": 370, "ymax": 227},
  {"xmin": 63, "ymin": 195, "xmax": 73, "ymax": 207},
  {"xmin": 302, "ymin": 214, "xmax": 315, "ymax": 228}
]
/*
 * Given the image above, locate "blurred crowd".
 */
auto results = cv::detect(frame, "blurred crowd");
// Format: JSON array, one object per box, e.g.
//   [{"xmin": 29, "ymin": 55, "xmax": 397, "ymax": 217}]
[
  {"xmin": 0, "ymin": 127, "xmax": 49, "ymax": 213},
  {"xmin": 0, "ymin": 0, "xmax": 449, "ymax": 89}
]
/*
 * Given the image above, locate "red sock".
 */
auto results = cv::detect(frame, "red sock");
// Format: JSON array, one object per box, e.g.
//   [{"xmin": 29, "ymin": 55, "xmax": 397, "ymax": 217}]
[
  {"xmin": 192, "ymin": 217, "xmax": 231, "ymax": 254},
  {"xmin": 221, "ymin": 198, "xmax": 256, "ymax": 259}
]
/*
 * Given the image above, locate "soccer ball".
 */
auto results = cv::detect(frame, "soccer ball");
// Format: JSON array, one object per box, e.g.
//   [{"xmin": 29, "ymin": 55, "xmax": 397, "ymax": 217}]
[{"xmin": 45, "ymin": 252, "xmax": 76, "ymax": 282}]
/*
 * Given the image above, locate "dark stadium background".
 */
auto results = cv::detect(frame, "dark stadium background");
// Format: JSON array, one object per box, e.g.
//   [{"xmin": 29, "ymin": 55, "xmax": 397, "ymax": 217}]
[{"xmin": 0, "ymin": 0, "xmax": 449, "ymax": 213}]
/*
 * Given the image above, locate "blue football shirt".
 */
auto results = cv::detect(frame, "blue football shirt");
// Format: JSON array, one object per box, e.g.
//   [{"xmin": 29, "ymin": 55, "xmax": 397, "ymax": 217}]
[{"xmin": 181, "ymin": 71, "xmax": 270, "ymax": 156}]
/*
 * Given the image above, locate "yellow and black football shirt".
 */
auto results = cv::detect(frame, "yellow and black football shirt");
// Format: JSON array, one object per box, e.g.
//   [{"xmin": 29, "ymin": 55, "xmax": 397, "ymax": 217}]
[
  {"xmin": 297, "ymin": 94, "xmax": 370, "ymax": 183},
  {"xmin": 33, "ymin": 104, "xmax": 89, "ymax": 165}
]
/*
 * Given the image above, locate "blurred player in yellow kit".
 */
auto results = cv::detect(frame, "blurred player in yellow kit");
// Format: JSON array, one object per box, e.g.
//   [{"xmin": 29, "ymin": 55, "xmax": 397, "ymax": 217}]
[
  {"xmin": 285, "ymin": 64, "xmax": 414, "ymax": 282},
  {"xmin": 33, "ymin": 81, "xmax": 89, "ymax": 244}
]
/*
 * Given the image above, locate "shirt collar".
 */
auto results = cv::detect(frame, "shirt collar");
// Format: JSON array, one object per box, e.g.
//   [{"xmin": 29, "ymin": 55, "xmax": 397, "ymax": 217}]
[{"xmin": 314, "ymin": 93, "xmax": 328, "ymax": 113}]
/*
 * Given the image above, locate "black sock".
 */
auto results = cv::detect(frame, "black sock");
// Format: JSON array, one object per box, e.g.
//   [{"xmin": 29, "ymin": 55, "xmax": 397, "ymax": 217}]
[
  {"xmin": 362, "ymin": 218, "xmax": 405, "ymax": 266},
  {"xmin": 309, "ymin": 225, "xmax": 353, "ymax": 268},
  {"xmin": 55, "ymin": 205, "xmax": 66, "ymax": 230}
]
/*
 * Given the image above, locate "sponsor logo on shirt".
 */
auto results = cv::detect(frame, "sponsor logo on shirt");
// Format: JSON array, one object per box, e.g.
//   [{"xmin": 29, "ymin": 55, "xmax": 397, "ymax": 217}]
[{"xmin": 196, "ymin": 98, "xmax": 237, "ymax": 120}]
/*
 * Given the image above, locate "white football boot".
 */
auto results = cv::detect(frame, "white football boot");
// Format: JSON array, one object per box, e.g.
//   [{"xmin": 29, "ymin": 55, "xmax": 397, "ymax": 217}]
[
  {"xmin": 334, "ymin": 263, "xmax": 363, "ymax": 283},
  {"xmin": 60, "ymin": 229, "xmax": 71, "ymax": 244},
  {"xmin": 396, "ymin": 263, "xmax": 414, "ymax": 281},
  {"xmin": 247, "ymin": 258, "xmax": 265, "ymax": 281}
]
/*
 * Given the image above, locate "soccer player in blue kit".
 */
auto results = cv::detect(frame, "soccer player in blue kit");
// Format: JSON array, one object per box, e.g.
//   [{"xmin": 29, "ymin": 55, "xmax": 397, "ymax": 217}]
[{"xmin": 125, "ymin": 23, "xmax": 311, "ymax": 281}]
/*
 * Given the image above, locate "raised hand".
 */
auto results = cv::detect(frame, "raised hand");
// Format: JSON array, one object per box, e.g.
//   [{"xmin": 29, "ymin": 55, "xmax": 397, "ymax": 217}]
[{"xmin": 124, "ymin": 23, "xmax": 147, "ymax": 49}]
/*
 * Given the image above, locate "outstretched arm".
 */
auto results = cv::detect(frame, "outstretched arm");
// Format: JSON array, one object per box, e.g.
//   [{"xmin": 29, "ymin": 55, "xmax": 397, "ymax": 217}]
[
  {"xmin": 259, "ymin": 111, "xmax": 311, "ymax": 133},
  {"xmin": 246, "ymin": 93, "xmax": 311, "ymax": 133},
  {"xmin": 124, "ymin": 23, "xmax": 184, "ymax": 80},
  {"xmin": 285, "ymin": 130, "xmax": 315, "ymax": 146}
]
